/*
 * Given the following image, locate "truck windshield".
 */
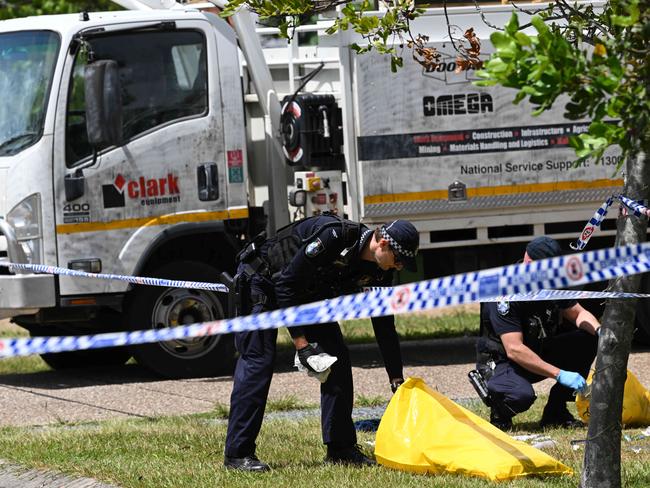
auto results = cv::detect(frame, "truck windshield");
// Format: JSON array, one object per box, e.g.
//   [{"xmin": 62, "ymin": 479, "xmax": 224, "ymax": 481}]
[{"xmin": 0, "ymin": 31, "xmax": 60, "ymax": 156}]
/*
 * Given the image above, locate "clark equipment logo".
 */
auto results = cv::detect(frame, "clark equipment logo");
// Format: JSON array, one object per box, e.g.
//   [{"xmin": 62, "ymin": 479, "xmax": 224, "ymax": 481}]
[{"xmin": 102, "ymin": 173, "xmax": 181, "ymax": 209}]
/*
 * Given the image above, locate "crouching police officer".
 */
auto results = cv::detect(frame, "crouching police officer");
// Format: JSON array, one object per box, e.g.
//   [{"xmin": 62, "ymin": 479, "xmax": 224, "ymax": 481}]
[
  {"xmin": 476, "ymin": 236, "xmax": 600, "ymax": 431},
  {"xmin": 223, "ymin": 215, "xmax": 419, "ymax": 472}
]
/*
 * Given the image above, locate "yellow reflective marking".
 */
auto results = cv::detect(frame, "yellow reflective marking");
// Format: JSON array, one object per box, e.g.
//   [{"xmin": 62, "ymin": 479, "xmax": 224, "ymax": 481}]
[
  {"xmin": 56, "ymin": 207, "xmax": 249, "ymax": 234},
  {"xmin": 364, "ymin": 179, "xmax": 623, "ymax": 205}
]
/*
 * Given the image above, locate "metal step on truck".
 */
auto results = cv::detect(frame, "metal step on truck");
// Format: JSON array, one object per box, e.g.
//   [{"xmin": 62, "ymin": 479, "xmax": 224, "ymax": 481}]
[{"xmin": 0, "ymin": 0, "xmax": 625, "ymax": 378}]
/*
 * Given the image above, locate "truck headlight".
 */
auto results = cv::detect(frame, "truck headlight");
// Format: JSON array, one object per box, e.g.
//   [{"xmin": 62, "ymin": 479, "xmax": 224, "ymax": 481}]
[{"xmin": 7, "ymin": 193, "xmax": 42, "ymax": 264}]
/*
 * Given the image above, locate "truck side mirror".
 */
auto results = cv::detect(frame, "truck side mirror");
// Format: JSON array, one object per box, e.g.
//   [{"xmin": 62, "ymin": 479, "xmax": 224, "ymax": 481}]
[
  {"xmin": 84, "ymin": 59, "xmax": 124, "ymax": 147},
  {"xmin": 289, "ymin": 190, "xmax": 307, "ymax": 207}
]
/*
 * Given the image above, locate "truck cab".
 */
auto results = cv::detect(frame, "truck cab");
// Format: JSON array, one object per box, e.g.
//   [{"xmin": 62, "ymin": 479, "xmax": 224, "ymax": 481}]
[{"xmin": 0, "ymin": 10, "xmax": 252, "ymax": 377}]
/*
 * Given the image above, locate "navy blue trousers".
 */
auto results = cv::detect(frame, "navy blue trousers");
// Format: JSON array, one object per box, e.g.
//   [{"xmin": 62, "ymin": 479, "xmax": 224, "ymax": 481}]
[
  {"xmin": 487, "ymin": 329, "xmax": 598, "ymax": 418},
  {"xmin": 224, "ymin": 272, "xmax": 356, "ymax": 457}
]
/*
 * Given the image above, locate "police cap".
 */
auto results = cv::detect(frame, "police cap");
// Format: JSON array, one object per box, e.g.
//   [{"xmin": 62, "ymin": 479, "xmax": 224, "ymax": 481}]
[
  {"xmin": 526, "ymin": 236, "xmax": 562, "ymax": 260},
  {"xmin": 380, "ymin": 220, "xmax": 419, "ymax": 272}
]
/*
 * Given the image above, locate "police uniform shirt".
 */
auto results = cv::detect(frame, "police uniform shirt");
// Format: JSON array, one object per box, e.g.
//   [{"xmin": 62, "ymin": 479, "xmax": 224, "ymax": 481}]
[
  {"xmin": 274, "ymin": 216, "xmax": 389, "ymax": 308},
  {"xmin": 484, "ymin": 299, "xmax": 577, "ymax": 354},
  {"xmin": 272, "ymin": 216, "xmax": 403, "ymax": 379}
]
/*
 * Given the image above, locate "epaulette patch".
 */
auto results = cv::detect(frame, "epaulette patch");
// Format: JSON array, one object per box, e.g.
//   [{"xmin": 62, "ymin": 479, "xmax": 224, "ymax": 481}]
[
  {"xmin": 305, "ymin": 238, "xmax": 325, "ymax": 257},
  {"xmin": 497, "ymin": 300, "xmax": 510, "ymax": 316}
]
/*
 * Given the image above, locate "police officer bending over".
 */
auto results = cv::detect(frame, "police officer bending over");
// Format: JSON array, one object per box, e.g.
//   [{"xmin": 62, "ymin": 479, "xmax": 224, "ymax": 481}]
[
  {"xmin": 223, "ymin": 215, "xmax": 419, "ymax": 472},
  {"xmin": 476, "ymin": 236, "xmax": 600, "ymax": 431}
]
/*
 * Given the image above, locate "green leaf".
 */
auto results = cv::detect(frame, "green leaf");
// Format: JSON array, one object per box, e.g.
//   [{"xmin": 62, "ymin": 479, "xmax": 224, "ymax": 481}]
[
  {"xmin": 606, "ymin": 97, "xmax": 623, "ymax": 118},
  {"xmin": 589, "ymin": 122, "xmax": 610, "ymax": 137},
  {"xmin": 390, "ymin": 55, "xmax": 403, "ymax": 72},
  {"xmin": 514, "ymin": 32, "xmax": 532, "ymax": 46},
  {"xmin": 382, "ymin": 11, "xmax": 394, "ymax": 26},
  {"xmin": 504, "ymin": 12, "xmax": 520, "ymax": 36},
  {"xmin": 350, "ymin": 43, "xmax": 369, "ymax": 54},
  {"xmin": 279, "ymin": 22, "xmax": 289, "ymax": 39},
  {"xmin": 611, "ymin": 15, "xmax": 634, "ymax": 26},
  {"xmin": 530, "ymin": 16, "xmax": 549, "ymax": 35},
  {"xmin": 521, "ymin": 85, "xmax": 542, "ymax": 97},
  {"xmin": 513, "ymin": 91, "xmax": 527, "ymax": 104},
  {"xmin": 474, "ymin": 79, "xmax": 498, "ymax": 87},
  {"xmin": 490, "ymin": 32, "xmax": 514, "ymax": 50},
  {"xmin": 484, "ymin": 58, "xmax": 509, "ymax": 74}
]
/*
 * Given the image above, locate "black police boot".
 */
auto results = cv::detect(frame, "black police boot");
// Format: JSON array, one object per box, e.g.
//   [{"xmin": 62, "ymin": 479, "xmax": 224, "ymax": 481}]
[
  {"xmin": 490, "ymin": 407, "xmax": 513, "ymax": 431},
  {"xmin": 224, "ymin": 454, "xmax": 270, "ymax": 472},
  {"xmin": 540, "ymin": 403, "xmax": 583, "ymax": 428},
  {"xmin": 325, "ymin": 444, "xmax": 376, "ymax": 466}
]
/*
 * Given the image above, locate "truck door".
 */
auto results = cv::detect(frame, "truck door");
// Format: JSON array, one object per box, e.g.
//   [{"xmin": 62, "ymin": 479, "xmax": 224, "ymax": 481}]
[{"xmin": 53, "ymin": 21, "xmax": 226, "ymax": 297}]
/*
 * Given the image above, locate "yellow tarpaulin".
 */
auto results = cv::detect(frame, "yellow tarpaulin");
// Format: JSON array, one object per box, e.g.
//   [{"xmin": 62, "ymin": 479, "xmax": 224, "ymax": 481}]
[
  {"xmin": 375, "ymin": 377, "xmax": 572, "ymax": 481},
  {"xmin": 576, "ymin": 369, "xmax": 650, "ymax": 426}
]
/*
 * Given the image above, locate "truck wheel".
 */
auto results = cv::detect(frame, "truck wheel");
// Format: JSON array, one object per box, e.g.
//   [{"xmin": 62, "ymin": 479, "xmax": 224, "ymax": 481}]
[
  {"xmin": 31, "ymin": 323, "xmax": 131, "ymax": 370},
  {"xmin": 126, "ymin": 260, "xmax": 235, "ymax": 379}
]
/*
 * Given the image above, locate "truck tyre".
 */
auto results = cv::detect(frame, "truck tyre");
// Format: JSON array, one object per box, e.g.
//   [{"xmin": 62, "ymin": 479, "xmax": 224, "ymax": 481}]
[
  {"xmin": 39, "ymin": 346, "xmax": 131, "ymax": 370},
  {"xmin": 28, "ymin": 320, "xmax": 131, "ymax": 370},
  {"xmin": 126, "ymin": 260, "xmax": 235, "ymax": 378}
]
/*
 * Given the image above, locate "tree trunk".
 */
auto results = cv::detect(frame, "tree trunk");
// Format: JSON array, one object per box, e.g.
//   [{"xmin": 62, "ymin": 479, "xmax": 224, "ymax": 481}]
[{"xmin": 581, "ymin": 149, "xmax": 650, "ymax": 488}]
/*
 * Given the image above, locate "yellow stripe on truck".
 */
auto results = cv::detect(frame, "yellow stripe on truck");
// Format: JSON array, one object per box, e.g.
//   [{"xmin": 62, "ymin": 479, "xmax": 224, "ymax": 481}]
[
  {"xmin": 363, "ymin": 179, "xmax": 623, "ymax": 205},
  {"xmin": 56, "ymin": 207, "xmax": 249, "ymax": 235}
]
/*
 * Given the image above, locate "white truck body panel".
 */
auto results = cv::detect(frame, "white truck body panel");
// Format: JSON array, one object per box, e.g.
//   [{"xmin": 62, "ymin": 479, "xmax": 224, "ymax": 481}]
[
  {"xmin": 304, "ymin": 3, "xmax": 621, "ymax": 249},
  {"xmin": 352, "ymin": 46, "xmax": 621, "ymax": 219}
]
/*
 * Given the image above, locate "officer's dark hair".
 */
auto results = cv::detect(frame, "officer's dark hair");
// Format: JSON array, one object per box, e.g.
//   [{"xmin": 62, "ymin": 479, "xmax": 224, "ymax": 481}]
[{"xmin": 373, "ymin": 227, "xmax": 382, "ymax": 242}]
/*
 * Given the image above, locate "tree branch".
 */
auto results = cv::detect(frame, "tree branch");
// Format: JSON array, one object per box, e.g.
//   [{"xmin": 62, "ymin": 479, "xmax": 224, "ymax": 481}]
[
  {"xmin": 509, "ymin": 2, "xmax": 549, "ymax": 17},
  {"xmin": 472, "ymin": 0, "xmax": 503, "ymax": 31},
  {"xmin": 555, "ymin": 0, "xmax": 609, "ymax": 36},
  {"xmin": 442, "ymin": 0, "xmax": 459, "ymax": 52}
]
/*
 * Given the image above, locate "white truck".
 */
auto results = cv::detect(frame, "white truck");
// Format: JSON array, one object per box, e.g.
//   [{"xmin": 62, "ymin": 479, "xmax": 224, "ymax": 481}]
[{"xmin": 0, "ymin": 1, "xmax": 624, "ymax": 377}]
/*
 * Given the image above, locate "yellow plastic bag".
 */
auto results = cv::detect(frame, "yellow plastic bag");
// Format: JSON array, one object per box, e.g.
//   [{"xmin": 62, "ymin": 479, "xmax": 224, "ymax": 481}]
[
  {"xmin": 375, "ymin": 377, "xmax": 572, "ymax": 481},
  {"xmin": 576, "ymin": 369, "xmax": 650, "ymax": 426}
]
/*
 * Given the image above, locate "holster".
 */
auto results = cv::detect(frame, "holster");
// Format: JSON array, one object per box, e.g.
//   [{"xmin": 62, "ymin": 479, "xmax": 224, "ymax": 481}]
[
  {"xmin": 220, "ymin": 271, "xmax": 248, "ymax": 318},
  {"xmin": 475, "ymin": 336, "xmax": 505, "ymax": 381}
]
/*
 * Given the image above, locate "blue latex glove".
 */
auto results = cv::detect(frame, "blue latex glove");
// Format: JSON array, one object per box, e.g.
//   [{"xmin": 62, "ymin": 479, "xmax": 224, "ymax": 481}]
[{"xmin": 556, "ymin": 370, "xmax": 587, "ymax": 392}]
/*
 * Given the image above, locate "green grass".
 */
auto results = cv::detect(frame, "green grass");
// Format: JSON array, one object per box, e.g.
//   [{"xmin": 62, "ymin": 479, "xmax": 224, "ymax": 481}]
[
  {"xmin": 211, "ymin": 403, "xmax": 230, "ymax": 419},
  {"xmin": 355, "ymin": 394, "xmax": 386, "ymax": 407},
  {"xmin": 207, "ymin": 395, "xmax": 319, "ymax": 420},
  {"xmin": 392, "ymin": 310, "xmax": 479, "ymax": 340},
  {"xmin": 267, "ymin": 395, "xmax": 316, "ymax": 411},
  {"xmin": 0, "ymin": 325, "xmax": 50, "ymax": 375},
  {"xmin": 0, "ymin": 395, "xmax": 648, "ymax": 487},
  {"xmin": 0, "ymin": 355, "xmax": 50, "ymax": 375},
  {"xmin": 277, "ymin": 309, "xmax": 479, "ymax": 348}
]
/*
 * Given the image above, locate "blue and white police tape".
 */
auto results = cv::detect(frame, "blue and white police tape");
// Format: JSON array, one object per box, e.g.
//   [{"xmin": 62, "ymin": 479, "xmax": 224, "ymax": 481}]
[
  {"xmin": 0, "ymin": 262, "xmax": 228, "ymax": 293},
  {"xmin": 571, "ymin": 194, "xmax": 650, "ymax": 250},
  {"xmin": 485, "ymin": 289, "xmax": 650, "ymax": 302},
  {"xmin": 1, "ymin": 242, "xmax": 650, "ymax": 359},
  {"xmin": 571, "ymin": 196, "xmax": 614, "ymax": 251},
  {"xmin": 619, "ymin": 195, "xmax": 650, "ymax": 218},
  {"xmin": 365, "ymin": 287, "xmax": 650, "ymax": 302}
]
